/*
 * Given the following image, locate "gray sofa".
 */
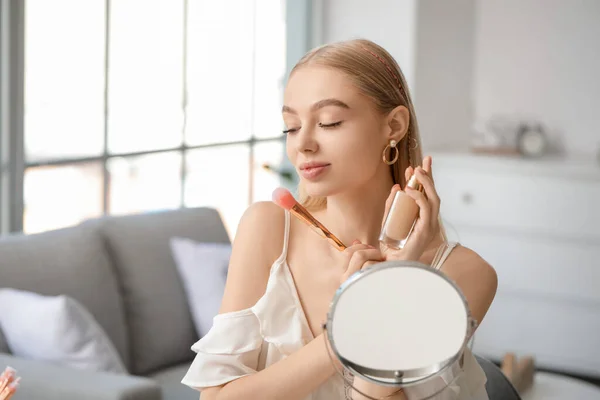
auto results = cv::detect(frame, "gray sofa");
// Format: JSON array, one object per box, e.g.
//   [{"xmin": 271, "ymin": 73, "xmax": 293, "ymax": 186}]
[
  {"xmin": 0, "ymin": 206, "xmax": 520, "ymax": 400},
  {"xmin": 0, "ymin": 207, "xmax": 230, "ymax": 400}
]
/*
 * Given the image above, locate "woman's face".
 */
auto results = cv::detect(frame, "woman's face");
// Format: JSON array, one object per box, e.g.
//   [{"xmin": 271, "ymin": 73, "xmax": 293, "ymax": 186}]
[{"xmin": 283, "ymin": 65, "xmax": 390, "ymax": 198}]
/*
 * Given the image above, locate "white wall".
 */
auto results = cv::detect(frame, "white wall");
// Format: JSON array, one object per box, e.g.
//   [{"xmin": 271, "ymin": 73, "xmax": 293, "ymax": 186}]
[
  {"xmin": 473, "ymin": 0, "xmax": 600, "ymax": 156},
  {"xmin": 313, "ymin": 0, "xmax": 417, "ymax": 90},
  {"xmin": 413, "ymin": 0, "xmax": 476, "ymax": 152},
  {"xmin": 312, "ymin": 0, "xmax": 477, "ymax": 153},
  {"xmin": 314, "ymin": 0, "xmax": 600, "ymax": 157}
]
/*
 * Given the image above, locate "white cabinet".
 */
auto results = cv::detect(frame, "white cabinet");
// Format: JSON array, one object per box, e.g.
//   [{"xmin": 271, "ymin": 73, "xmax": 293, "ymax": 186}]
[{"xmin": 430, "ymin": 152, "xmax": 600, "ymax": 378}]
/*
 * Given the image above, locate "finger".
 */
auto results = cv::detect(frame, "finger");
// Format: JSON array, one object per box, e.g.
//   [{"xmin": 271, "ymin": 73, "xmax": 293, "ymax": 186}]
[
  {"xmin": 404, "ymin": 166, "xmax": 414, "ymax": 184},
  {"xmin": 415, "ymin": 167, "xmax": 440, "ymax": 210},
  {"xmin": 422, "ymin": 156, "xmax": 432, "ymax": 174},
  {"xmin": 399, "ymin": 190, "xmax": 431, "ymax": 259},
  {"xmin": 348, "ymin": 248, "xmax": 384, "ymax": 273},
  {"xmin": 423, "ymin": 155, "xmax": 435, "ymax": 184},
  {"xmin": 414, "ymin": 167, "xmax": 436, "ymax": 196},
  {"xmin": 382, "ymin": 184, "xmax": 401, "ymax": 228},
  {"xmin": 344, "ymin": 248, "xmax": 384, "ymax": 279},
  {"xmin": 342, "ymin": 242, "xmax": 372, "ymax": 260},
  {"xmin": 362, "ymin": 260, "xmax": 381, "ymax": 270},
  {"xmin": 405, "ymin": 187, "xmax": 431, "ymax": 229}
]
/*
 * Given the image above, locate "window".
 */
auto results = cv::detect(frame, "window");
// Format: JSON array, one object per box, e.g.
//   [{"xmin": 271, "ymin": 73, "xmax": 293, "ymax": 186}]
[{"xmin": 20, "ymin": 0, "xmax": 289, "ymax": 237}]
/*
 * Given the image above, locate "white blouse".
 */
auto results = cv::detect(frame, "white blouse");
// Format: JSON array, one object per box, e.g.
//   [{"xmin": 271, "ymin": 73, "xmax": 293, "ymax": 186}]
[{"xmin": 181, "ymin": 210, "xmax": 490, "ymax": 400}]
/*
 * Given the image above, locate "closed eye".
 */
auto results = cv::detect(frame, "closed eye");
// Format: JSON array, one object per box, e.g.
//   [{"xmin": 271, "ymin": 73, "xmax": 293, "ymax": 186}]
[
  {"xmin": 283, "ymin": 121, "xmax": 343, "ymax": 134},
  {"xmin": 283, "ymin": 127, "xmax": 299, "ymax": 134},
  {"xmin": 319, "ymin": 121, "xmax": 343, "ymax": 129}
]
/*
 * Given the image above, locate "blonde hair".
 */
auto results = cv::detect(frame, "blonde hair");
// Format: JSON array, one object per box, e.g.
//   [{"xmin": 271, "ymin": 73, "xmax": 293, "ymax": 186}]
[{"xmin": 289, "ymin": 39, "xmax": 447, "ymax": 242}]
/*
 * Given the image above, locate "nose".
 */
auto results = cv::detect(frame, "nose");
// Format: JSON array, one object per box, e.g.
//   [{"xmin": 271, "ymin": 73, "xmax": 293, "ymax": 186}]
[{"xmin": 294, "ymin": 126, "xmax": 319, "ymax": 154}]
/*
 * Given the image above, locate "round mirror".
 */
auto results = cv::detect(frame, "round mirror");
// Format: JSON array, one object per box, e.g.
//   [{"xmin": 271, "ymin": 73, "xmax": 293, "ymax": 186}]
[{"xmin": 326, "ymin": 260, "xmax": 475, "ymax": 389}]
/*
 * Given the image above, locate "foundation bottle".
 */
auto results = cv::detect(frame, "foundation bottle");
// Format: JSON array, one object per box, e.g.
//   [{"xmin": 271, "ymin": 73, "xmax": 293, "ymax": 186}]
[{"xmin": 379, "ymin": 174, "xmax": 423, "ymax": 249}]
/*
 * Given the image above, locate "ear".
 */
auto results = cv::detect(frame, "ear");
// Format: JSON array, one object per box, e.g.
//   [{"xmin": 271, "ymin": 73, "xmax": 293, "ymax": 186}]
[{"xmin": 385, "ymin": 105, "xmax": 410, "ymax": 142}]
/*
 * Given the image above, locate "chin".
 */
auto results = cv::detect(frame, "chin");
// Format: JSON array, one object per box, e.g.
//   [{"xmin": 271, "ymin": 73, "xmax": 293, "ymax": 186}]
[{"xmin": 302, "ymin": 180, "xmax": 346, "ymax": 198}]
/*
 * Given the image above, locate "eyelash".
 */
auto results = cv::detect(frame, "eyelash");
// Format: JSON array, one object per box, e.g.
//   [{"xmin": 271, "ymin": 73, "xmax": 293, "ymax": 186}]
[{"xmin": 282, "ymin": 121, "xmax": 343, "ymax": 134}]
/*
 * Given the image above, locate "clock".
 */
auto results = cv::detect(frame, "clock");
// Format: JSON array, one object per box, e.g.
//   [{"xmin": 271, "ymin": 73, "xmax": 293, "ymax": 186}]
[{"xmin": 516, "ymin": 123, "xmax": 548, "ymax": 158}]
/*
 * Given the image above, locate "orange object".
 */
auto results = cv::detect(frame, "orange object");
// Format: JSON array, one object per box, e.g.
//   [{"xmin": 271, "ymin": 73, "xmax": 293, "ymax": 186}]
[{"xmin": 379, "ymin": 173, "xmax": 423, "ymax": 249}]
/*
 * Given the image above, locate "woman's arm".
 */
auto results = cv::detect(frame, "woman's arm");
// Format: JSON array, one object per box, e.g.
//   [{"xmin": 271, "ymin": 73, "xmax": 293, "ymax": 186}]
[
  {"xmin": 208, "ymin": 332, "xmax": 337, "ymax": 400},
  {"xmin": 351, "ymin": 380, "xmax": 407, "ymax": 400},
  {"xmin": 437, "ymin": 245, "xmax": 498, "ymax": 328},
  {"xmin": 200, "ymin": 202, "xmax": 338, "ymax": 400}
]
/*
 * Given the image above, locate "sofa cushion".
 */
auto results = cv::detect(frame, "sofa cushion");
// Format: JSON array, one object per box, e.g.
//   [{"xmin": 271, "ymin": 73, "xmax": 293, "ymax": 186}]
[
  {"xmin": 161, "ymin": 383, "xmax": 199, "ymax": 400},
  {"xmin": 88, "ymin": 207, "xmax": 230, "ymax": 375},
  {"xmin": 169, "ymin": 238, "xmax": 231, "ymax": 338},
  {"xmin": 149, "ymin": 363, "xmax": 198, "ymax": 400},
  {"xmin": 0, "ymin": 225, "xmax": 130, "ymax": 368},
  {"xmin": 0, "ymin": 353, "xmax": 162, "ymax": 400},
  {"xmin": 149, "ymin": 362, "xmax": 192, "ymax": 384},
  {"xmin": 0, "ymin": 288, "xmax": 127, "ymax": 374}
]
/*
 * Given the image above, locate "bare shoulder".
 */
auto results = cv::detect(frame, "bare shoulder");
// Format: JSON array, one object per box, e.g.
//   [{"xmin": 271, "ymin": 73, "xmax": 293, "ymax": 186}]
[
  {"xmin": 441, "ymin": 245, "xmax": 498, "ymax": 325},
  {"xmin": 218, "ymin": 201, "xmax": 287, "ymax": 314},
  {"xmin": 443, "ymin": 245, "xmax": 497, "ymax": 282},
  {"xmin": 234, "ymin": 201, "xmax": 286, "ymax": 246}
]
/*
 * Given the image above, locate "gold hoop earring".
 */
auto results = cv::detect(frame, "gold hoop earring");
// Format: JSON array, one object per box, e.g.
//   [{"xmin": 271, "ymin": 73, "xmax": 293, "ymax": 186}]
[{"xmin": 382, "ymin": 140, "xmax": 399, "ymax": 165}]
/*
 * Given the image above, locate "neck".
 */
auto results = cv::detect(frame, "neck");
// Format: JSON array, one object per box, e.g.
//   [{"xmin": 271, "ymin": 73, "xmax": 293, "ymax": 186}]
[{"xmin": 321, "ymin": 171, "xmax": 395, "ymax": 247}]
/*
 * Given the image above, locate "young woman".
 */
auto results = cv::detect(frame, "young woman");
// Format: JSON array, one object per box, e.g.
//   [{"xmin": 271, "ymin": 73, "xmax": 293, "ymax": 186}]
[{"xmin": 182, "ymin": 39, "xmax": 498, "ymax": 400}]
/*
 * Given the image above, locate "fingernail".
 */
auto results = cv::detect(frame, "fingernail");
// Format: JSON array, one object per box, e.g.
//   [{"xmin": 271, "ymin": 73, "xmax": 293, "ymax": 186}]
[
  {"xmin": 352, "ymin": 239, "xmax": 361, "ymax": 245},
  {"xmin": 367, "ymin": 245, "xmax": 376, "ymax": 249}
]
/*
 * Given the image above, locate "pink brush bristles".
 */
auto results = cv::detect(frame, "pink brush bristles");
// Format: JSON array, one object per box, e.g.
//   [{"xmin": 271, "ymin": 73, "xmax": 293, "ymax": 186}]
[
  {"xmin": 271, "ymin": 187, "xmax": 347, "ymax": 251},
  {"xmin": 271, "ymin": 187, "xmax": 297, "ymax": 211}
]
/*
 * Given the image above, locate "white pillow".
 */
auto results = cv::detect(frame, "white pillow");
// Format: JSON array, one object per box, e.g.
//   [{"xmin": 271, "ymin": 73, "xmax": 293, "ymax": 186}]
[
  {"xmin": 169, "ymin": 237, "xmax": 231, "ymax": 338},
  {"xmin": 0, "ymin": 288, "xmax": 127, "ymax": 374}
]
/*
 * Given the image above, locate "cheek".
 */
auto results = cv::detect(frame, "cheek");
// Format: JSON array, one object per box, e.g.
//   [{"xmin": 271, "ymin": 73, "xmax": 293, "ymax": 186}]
[
  {"xmin": 334, "ymin": 131, "xmax": 383, "ymax": 175},
  {"xmin": 285, "ymin": 138, "xmax": 296, "ymax": 163}
]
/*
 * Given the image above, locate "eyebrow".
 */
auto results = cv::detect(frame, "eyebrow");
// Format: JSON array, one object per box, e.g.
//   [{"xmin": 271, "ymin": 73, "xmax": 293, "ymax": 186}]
[{"xmin": 282, "ymin": 98, "xmax": 351, "ymax": 114}]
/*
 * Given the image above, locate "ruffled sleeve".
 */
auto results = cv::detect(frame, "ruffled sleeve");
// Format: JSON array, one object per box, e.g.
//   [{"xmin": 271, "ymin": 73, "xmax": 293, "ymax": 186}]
[{"xmin": 181, "ymin": 309, "xmax": 264, "ymax": 391}]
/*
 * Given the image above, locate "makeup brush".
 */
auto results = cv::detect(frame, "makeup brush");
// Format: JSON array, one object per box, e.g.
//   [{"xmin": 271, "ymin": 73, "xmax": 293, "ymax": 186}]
[{"xmin": 272, "ymin": 187, "xmax": 347, "ymax": 251}]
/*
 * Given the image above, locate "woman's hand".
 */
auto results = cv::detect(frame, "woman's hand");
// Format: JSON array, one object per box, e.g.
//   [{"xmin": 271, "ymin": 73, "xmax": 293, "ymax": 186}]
[
  {"xmin": 381, "ymin": 156, "xmax": 441, "ymax": 262},
  {"xmin": 339, "ymin": 241, "xmax": 385, "ymax": 285},
  {"xmin": 0, "ymin": 366, "xmax": 20, "ymax": 400}
]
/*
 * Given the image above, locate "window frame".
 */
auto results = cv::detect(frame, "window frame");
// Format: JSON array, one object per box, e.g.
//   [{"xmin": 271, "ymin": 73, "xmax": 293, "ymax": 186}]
[{"xmin": 0, "ymin": 0, "xmax": 310, "ymax": 235}]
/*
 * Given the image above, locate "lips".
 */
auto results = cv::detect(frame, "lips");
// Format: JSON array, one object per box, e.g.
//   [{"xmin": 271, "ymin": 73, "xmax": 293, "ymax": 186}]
[
  {"xmin": 299, "ymin": 161, "xmax": 330, "ymax": 170},
  {"xmin": 299, "ymin": 162, "xmax": 331, "ymax": 180}
]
